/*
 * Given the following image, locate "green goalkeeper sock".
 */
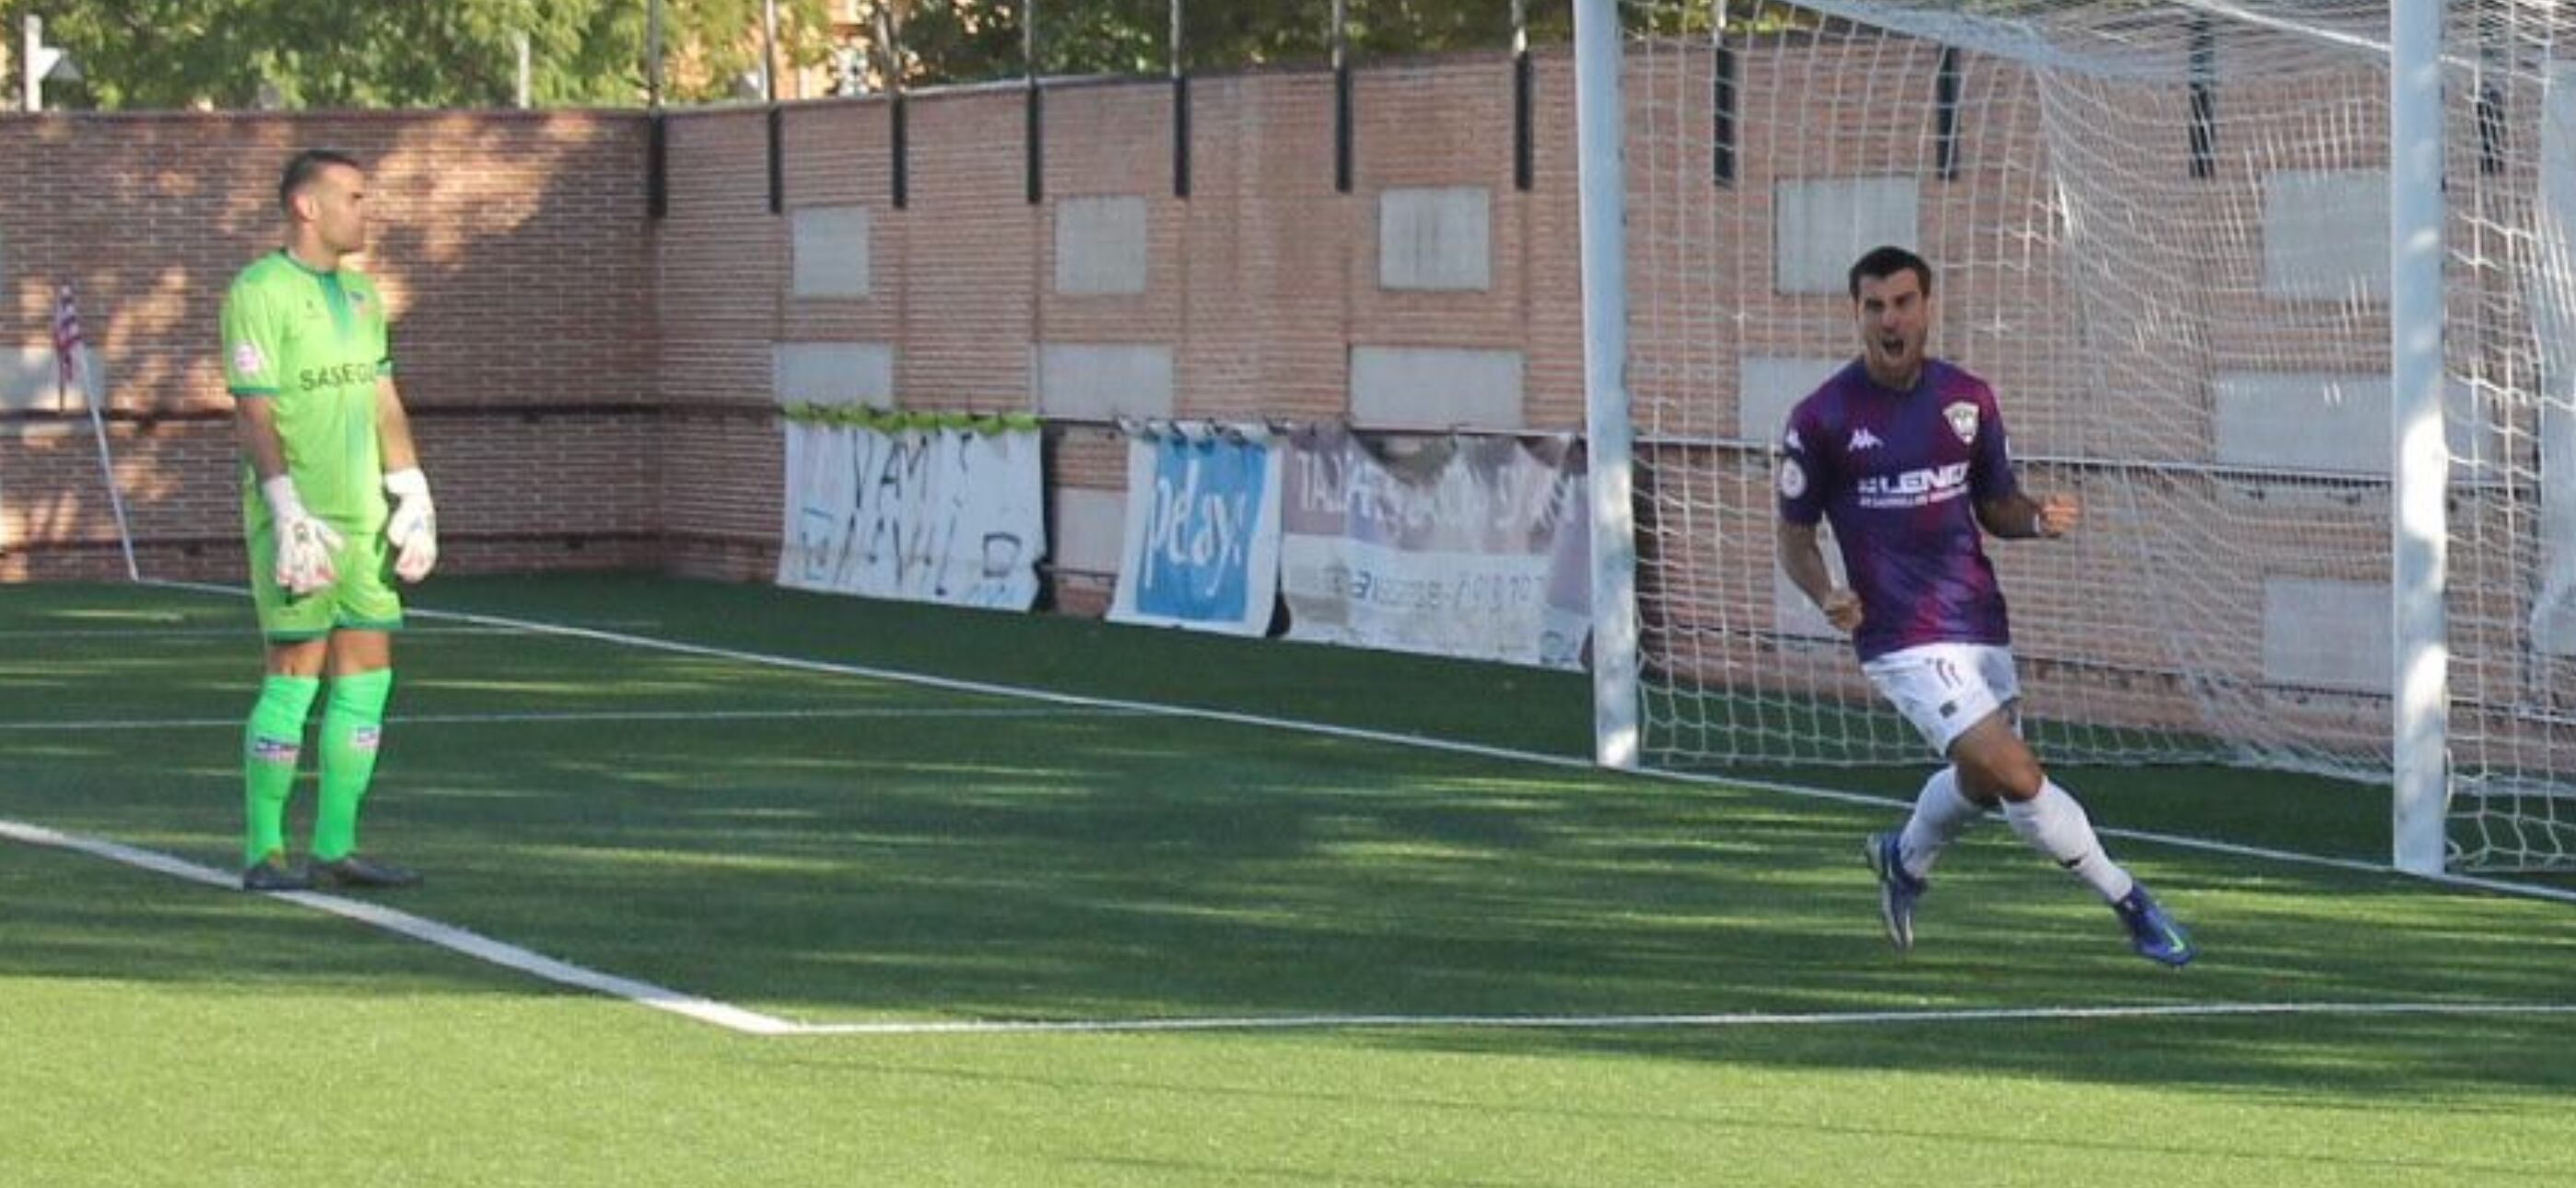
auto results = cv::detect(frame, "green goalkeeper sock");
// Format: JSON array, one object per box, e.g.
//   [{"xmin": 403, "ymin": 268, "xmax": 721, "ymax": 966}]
[
  {"xmin": 243, "ymin": 675, "xmax": 321, "ymax": 868},
  {"xmin": 312, "ymin": 668, "xmax": 394, "ymax": 863}
]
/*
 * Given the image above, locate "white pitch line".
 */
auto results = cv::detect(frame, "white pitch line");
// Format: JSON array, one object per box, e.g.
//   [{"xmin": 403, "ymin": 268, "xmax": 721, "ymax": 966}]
[
  {"xmin": 0, "ymin": 623, "xmax": 658, "ymax": 640},
  {"xmin": 0, "ymin": 817, "xmax": 801, "ymax": 1036},
  {"xmin": 0, "ymin": 705, "xmax": 1145, "ymax": 732},
  {"xmin": 80, "ymin": 579, "xmax": 2572, "ymax": 1035},
  {"xmin": 777, "ymin": 998, "xmax": 2576, "ymax": 1037},
  {"xmin": 133, "ymin": 577, "xmax": 2576, "ymax": 909},
  {"xmin": 10, "ymin": 815, "xmax": 2571, "ymax": 1042}
]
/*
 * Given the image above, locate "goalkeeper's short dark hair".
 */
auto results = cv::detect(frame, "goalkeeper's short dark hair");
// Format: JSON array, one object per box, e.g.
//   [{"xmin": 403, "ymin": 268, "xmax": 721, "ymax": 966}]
[
  {"xmin": 280, "ymin": 149, "xmax": 364, "ymax": 215},
  {"xmin": 1848, "ymin": 245, "xmax": 1934, "ymax": 300}
]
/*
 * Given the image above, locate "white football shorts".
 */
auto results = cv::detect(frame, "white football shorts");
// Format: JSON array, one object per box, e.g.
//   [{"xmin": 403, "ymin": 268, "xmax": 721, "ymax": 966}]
[{"xmin": 1860, "ymin": 641, "xmax": 2021, "ymax": 757}]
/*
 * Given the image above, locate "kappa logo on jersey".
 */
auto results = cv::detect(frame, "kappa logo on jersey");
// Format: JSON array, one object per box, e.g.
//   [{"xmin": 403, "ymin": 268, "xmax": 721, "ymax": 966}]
[
  {"xmin": 1944, "ymin": 401, "xmax": 1979, "ymax": 445},
  {"xmin": 1849, "ymin": 427, "xmax": 1884, "ymax": 451},
  {"xmin": 1784, "ymin": 428, "xmax": 1803, "ymax": 453}
]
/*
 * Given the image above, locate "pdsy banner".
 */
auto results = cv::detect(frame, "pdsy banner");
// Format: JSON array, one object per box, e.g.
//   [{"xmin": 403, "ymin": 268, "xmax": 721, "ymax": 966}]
[
  {"xmin": 777, "ymin": 409, "xmax": 1045, "ymax": 610},
  {"xmin": 1109, "ymin": 424, "xmax": 1284, "ymax": 635},
  {"xmin": 1280, "ymin": 425, "xmax": 1589, "ymax": 670}
]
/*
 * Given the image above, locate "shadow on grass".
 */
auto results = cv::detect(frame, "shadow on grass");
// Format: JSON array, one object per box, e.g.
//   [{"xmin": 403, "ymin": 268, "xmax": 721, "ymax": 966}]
[{"xmin": 4, "ymin": 576, "xmax": 2571, "ymax": 1108}]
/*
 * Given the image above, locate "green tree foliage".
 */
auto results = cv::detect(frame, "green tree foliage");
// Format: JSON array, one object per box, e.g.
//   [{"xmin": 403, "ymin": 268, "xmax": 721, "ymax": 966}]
[
  {"xmin": 7, "ymin": 0, "xmax": 831, "ymax": 110},
  {"xmin": 8, "ymin": 1, "xmax": 1656, "ymax": 111},
  {"xmin": 920, "ymin": 0, "xmax": 1569, "ymax": 84}
]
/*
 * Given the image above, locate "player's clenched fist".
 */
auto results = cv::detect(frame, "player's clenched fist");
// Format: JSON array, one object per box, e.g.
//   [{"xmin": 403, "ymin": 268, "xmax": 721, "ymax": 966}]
[
  {"xmin": 2033, "ymin": 492, "xmax": 2080, "ymax": 539},
  {"xmin": 1820, "ymin": 588, "xmax": 1864, "ymax": 634}
]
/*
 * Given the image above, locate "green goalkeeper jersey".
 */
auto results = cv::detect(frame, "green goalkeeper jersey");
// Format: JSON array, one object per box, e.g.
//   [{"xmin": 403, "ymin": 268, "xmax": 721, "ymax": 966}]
[{"xmin": 221, "ymin": 250, "xmax": 395, "ymax": 531}]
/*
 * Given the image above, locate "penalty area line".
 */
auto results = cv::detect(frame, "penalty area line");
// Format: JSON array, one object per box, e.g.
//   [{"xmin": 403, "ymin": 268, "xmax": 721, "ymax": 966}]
[
  {"xmin": 0, "ymin": 705, "xmax": 1146, "ymax": 732},
  {"xmin": 7, "ymin": 818, "xmax": 2572, "ymax": 1041},
  {"xmin": 154, "ymin": 578, "xmax": 2576, "ymax": 909},
  {"xmin": 0, "ymin": 817, "xmax": 801, "ymax": 1037}
]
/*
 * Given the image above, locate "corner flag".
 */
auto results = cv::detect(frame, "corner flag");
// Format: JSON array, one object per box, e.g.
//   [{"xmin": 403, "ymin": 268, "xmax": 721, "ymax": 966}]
[
  {"xmin": 53, "ymin": 283, "xmax": 137, "ymax": 580},
  {"xmin": 52, "ymin": 285, "xmax": 86, "ymax": 390}
]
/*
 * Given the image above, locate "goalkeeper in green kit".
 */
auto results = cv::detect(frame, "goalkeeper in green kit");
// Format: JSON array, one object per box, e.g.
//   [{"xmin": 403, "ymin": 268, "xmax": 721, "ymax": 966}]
[{"xmin": 220, "ymin": 149, "xmax": 437, "ymax": 892}]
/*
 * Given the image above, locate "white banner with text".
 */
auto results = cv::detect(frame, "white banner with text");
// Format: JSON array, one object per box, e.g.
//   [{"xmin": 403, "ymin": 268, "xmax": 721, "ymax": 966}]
[
  {"xmin": 1279, "ymin": 425, "xmax": 1589, "ymax": 670},
  {"xmin": 778, "ymin": 413, "xmax": 1046, "ymax": 610}
]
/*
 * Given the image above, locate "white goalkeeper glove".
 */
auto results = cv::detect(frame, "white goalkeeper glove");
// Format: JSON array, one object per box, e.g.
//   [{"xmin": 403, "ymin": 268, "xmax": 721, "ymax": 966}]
[
  {"xmin": 262, "ymin": 475, "xmax": 344, "ymax": 596},
  {"xmin": 383, "ymin": 467, "xmax": 439, "ymax": 584}
]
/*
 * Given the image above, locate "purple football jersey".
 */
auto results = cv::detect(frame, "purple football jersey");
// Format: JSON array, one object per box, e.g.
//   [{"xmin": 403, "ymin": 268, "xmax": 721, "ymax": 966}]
[{"xmin": 1775, "ymin": 358, "xmax": 2019, "ymax": 661}]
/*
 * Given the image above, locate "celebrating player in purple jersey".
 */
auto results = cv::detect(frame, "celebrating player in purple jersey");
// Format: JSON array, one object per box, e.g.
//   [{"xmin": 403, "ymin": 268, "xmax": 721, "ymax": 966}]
[{"xmin": 1775, "ymin": 246, "xmax": 2194, "ymax": 967}]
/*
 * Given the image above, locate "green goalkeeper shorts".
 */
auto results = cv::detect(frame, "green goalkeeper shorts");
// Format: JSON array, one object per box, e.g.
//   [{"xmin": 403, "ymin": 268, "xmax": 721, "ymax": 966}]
[{"xmin": 247, "ymin": 519, "xmax": 405, "ymax": 642}]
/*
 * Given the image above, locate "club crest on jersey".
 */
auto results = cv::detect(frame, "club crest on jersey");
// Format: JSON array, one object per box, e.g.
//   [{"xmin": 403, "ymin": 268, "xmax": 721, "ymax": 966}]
[
  {"xmin": 1777, "ymin": 458, "xmax": 1808, "ymax": 499},
  {"xmin": 1943, "ymin": 401, "xmax": 1979, "ymax": 445},
  {"xmin": 233, "ymin": 343, "xmax": 267, "ymax": 377}
]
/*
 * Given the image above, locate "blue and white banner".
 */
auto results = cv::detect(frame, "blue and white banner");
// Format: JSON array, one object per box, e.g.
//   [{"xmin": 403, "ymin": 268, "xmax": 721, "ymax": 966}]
[
  {"xmin": 1109, "ymin": 425, "xmax": 1285, "ymax": 635},
  {"xmin": 778, "ymin": 415, "xmax": 1046, "ymax": 611}
]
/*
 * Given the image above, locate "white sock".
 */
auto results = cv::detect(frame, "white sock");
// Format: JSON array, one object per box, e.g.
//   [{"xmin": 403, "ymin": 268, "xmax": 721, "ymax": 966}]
[
  {"xmin": 1896, "ymin": 766, "xmax": 1984, "ymax": 880},
  {"xmin": 2002, "ymin": 779, "xmax": 2136, "ymax": 903}
]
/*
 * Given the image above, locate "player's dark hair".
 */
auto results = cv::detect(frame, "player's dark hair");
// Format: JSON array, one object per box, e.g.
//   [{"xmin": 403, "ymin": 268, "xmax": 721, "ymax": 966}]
[
  {"xmin": 1848, "ymin": 245, "xmax": 1934, "ymax": 300},
  {"xmin": 279, "ymin": 149, "xmax": 364, "ymax": 215}
]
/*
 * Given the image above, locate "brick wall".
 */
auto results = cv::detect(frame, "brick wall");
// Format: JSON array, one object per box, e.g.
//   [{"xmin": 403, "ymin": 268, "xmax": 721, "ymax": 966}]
[
  {"xmin": 7, "ymin": 46, "xmax": 2545, "ymax": 756},
  {"xmin": 653, "ymin": 55, "xmax": 1592, "ymax": 588},
  {"xmin": 0, "ymin": 51, "xmax": 1930, "ymax": 597},
  {"xmin": 0, "ymin": 109, "xmax": 652, "ymax": 580}
]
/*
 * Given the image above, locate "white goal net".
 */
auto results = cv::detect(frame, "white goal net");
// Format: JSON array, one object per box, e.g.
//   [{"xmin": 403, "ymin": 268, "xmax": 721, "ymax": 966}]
[{"xmin": 1605, "ymin": 0, "xmax": 2576, "ymax": 870}]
